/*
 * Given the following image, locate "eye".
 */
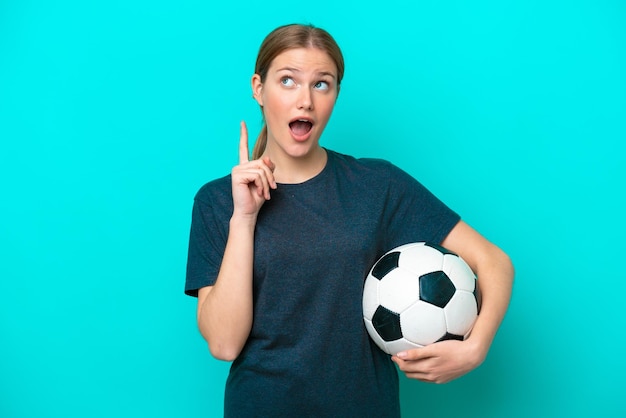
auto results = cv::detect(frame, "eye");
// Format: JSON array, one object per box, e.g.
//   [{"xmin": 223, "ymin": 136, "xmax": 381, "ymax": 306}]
[
  {"xmin": 281, "ymin": 77, "xmax": 295, "ymax": 87},
  {"xmin": 314, "ymin": 80, "xmax": 330, "ymax": 91}
]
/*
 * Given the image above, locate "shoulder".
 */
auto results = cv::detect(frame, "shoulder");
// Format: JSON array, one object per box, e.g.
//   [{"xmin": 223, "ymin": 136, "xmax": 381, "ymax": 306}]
[
  {"xmin": 327, "ymin": 149, "xmax": 419, "ymax": 191},
  {"xmin": 327, "ymin": 149, "xmax": 403, "ymax": 179},
  {"xmin": 193, "ymin": 174, "xmax": 232, "ymax": 207}
]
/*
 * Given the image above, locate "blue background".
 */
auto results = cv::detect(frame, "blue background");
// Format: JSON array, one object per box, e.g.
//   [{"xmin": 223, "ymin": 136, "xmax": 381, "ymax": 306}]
[{"xmin": 1, "ymin": 1, "xmax": 624, "ymax": 417}]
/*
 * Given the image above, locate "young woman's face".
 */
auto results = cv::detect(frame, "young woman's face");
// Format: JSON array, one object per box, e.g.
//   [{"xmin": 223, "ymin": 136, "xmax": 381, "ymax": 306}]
[{"xmin": 252, "ymin": 47, "xmax": 338, "ymax": 160}]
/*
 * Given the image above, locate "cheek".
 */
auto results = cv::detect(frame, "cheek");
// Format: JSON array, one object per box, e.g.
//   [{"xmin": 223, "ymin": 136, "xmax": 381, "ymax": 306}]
[
  {"xmin": 263, "ymin": 91, "xmax": 291, "ymax": 116},
  {"xmin": 318, "ymin": 97, "xmax": 337, "ymax": 119}
]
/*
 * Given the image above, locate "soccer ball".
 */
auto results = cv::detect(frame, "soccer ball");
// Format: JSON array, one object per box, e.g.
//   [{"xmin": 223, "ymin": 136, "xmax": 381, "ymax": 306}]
[{"xmin": 363, "ymin": 242, "xmax": 481, "ymax": 355}]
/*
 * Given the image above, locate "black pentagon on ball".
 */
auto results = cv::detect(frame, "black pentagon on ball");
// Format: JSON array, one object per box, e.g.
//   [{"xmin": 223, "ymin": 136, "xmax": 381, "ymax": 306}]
[
  {"xmin": 474, "ymin": 283, "xmax": 482, "ymax": 314},
  {"xmin": 371, "ymin": 251, "xmax": 400, "ymax": 280},
  {"xmin": 424, "ymin": 242, "xmax": 458, "ymax": 256},
  {"xmin": 372, "ymin": 305, "xmax": 403, "ymax": 341},
  {"xmin": 437, "ymin": 332, "xmax": 464, "ymax": 342},
  {"xmin": 419, "ymin": 271, "xmax": 456, "ymax": 308}
]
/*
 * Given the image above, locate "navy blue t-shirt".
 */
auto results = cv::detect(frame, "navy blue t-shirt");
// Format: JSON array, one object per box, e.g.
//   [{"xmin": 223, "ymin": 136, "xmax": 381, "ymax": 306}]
[{"xmin": 186, "ymin": 149, "xmax": 460, "ymax": 417}]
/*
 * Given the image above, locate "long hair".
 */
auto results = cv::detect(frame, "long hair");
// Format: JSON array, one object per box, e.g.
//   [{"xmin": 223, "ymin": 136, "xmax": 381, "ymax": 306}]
[{"xmin": 251, "ymin": 24, "xmax": 345, "ymax": 160}]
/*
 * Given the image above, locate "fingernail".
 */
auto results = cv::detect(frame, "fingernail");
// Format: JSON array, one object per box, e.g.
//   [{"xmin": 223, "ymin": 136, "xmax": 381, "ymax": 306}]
[{"xmin": 396, "ymin": 351, "xmax": 407, "ymax": 359}]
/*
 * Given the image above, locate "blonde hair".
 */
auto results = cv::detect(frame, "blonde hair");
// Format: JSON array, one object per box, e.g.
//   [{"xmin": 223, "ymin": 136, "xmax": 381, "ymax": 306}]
[{"xmin": 252, "ymin": 24, "xmax": 345, "ymax": 160}]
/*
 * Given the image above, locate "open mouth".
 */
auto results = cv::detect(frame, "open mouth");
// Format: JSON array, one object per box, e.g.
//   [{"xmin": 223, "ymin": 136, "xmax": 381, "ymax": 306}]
[{"xmin": 289, "ymin": 119, "xmax": 313, "ymax": 136}]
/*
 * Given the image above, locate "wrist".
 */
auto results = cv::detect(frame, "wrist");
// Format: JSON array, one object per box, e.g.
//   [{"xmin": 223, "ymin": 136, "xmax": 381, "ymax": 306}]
[{"xmin": 230, "ymin": 212, "xmax": 258, "ymax": 229}]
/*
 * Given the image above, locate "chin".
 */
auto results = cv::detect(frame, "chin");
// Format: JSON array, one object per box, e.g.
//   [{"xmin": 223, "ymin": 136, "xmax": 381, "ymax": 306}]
[{"xmin": 285, "ymin": 143, "xmax": 319, "ymax": 158}]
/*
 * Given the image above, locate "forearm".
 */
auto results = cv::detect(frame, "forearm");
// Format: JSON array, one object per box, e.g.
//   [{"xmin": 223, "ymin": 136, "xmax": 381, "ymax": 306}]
[
  {"xmin": 441, "ymin": 221, "xmax": 515, "ymax": 363},
  {"xmin": 466, "ymin": 244, "xmax": 514, "ymax": 360},
  {"xmin": 197, "ymin": 215, "xmax": 256, "ymax": 361}
]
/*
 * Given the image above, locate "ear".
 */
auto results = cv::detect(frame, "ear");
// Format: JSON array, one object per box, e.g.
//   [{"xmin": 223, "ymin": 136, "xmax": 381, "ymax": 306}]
[{"xmin": 251, "ymin": 74, "xmax": 264, "ymax": 106}]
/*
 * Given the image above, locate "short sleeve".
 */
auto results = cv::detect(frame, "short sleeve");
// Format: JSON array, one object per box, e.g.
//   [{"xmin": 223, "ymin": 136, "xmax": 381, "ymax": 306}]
[
  {"xmin": 381, "ymin": 162, "xmax": 460, "ymax": 249},
  {"xmin": 185, "ymin": 181, "xmax": 231, "ymax": 297}
]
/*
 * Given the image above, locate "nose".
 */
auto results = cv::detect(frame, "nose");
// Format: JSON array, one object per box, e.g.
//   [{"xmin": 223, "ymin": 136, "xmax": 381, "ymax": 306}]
[{"xmin": 297, "ymin": 87, "xmax": 313, "ymax": 111}]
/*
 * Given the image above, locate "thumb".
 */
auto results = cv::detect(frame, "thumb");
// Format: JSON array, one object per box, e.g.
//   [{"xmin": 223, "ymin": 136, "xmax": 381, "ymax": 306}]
[{"xmin": 394, "ymin": 347, "xmax": 431, "ymax": 361}]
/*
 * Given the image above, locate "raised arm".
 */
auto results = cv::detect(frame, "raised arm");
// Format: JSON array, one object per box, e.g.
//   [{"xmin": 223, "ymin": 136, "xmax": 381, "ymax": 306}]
[{"xmin": 196, "ymin": 122, "xmax": 276, "ymax": 361}]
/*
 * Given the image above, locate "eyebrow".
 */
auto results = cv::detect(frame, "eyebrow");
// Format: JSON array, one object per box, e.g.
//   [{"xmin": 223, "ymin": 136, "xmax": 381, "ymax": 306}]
[{"xmin": 276, "ymin": 67, "xmax": 336, "ymax": 79}]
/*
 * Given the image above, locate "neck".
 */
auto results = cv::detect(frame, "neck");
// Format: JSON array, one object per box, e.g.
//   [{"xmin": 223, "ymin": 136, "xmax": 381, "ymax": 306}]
[{"xmin": 265, "ymin": 146, "xmax": 328, "ymax": 184}]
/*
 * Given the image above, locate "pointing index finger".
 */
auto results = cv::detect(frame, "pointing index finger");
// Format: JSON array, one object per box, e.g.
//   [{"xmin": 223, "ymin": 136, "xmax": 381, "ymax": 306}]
[{"xmin": 239, "ymin": 121, "xmax": 249, "ymax": 163}]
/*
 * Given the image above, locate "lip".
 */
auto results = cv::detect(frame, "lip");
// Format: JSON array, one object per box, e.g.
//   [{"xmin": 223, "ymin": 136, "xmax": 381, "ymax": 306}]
[{"xmin": 288, "ymin": 116, "xmax": 315, "ymax": 142}]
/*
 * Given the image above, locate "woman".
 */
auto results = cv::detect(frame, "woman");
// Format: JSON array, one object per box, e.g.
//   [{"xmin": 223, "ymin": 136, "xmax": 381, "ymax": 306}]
[{"xmin": 186, "ymin": 23, "xmax": 514, "ymax": 417}]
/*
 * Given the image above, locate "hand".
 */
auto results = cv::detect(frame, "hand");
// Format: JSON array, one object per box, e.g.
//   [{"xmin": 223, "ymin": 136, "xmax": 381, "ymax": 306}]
[
  {"xmin": 391, "ymin": 339, "xmax": 486, "ymax": 384},
  {"xmin": 231, "ymin": 121, "xmax": 277, "ymax": 217}
]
